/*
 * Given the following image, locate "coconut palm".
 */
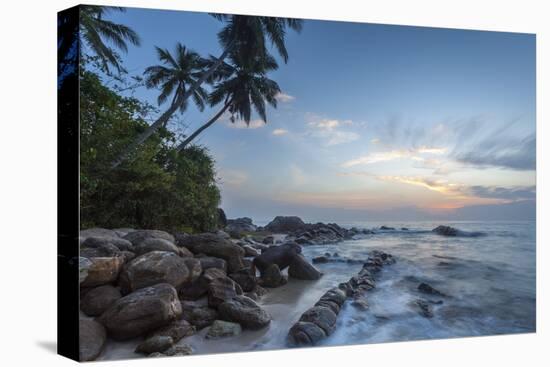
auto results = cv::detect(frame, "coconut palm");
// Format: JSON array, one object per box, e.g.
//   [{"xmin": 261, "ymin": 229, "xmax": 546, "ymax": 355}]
[
  {"xmin": 113, "ymin": 14, "xmax": 302, "ymax": 168},
  {"xmin": 111, "ymin": 43, "xmax": 209, "ymax": 168},
  {"xmin": 176, "ymin": 52, "xmax": 281, "ymax": 151},
  {"xmin": 79, "ymin": 6, "xmax": 141, "ymax": 72}
]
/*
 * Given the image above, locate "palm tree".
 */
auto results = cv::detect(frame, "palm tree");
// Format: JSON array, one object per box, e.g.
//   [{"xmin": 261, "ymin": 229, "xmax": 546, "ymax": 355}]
[
  {"xmin": 111, "ymin": 43, "xmax": 209, "ymax": 168},
  {"xmin": 113, "ymin": 14, "xmax": 302, "ymax": 168},
  {"xmin": 79, "ymin": 6, "xmax": 141, "ymax": 73},
  {"xmin": 176, "ymin": 52, "xmax": 281, "ymax": 151}
]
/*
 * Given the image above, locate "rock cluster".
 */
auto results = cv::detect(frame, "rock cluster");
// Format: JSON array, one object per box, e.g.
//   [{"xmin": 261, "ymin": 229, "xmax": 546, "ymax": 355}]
[{"xmin": 287, "ymin": 250, "xmax": 395, "ymax": 346}]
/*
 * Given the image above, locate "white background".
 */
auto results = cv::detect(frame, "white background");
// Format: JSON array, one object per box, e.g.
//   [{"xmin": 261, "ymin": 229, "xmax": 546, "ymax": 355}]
[{"xmin": 0, "ymin": 0, "xmax": 547, "ymax": 365}]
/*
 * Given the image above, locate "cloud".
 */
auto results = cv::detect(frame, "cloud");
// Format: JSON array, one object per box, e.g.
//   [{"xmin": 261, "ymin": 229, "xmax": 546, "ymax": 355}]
[
  {"xmin": 454, "ymin": 134, "xmax": 535, "ymax": 171},
  {"xmin": 275, "ymin": 92, "xmax": 295, "ymax": 103},
  {"xmin": 218, "ymin": 169, "xmax": 248, "ymax": 187},
  {"xmin": 272, "ymin": 128, "xmax": 289, "ymax": 136},
  {"xmin": 377, "ymin": 175, "xmax": 535, "ymax": 201},
  {"xmin": 342, "ymin": 146, "xmax": 446, "ymax": 167},
  {"xmin": 289, "ymin": 164, "xmax": 308, "ymax": 185},
  {"xmin": 307, "ymin": 117, "xmax": 360, "ymax": 146},
  {"xmin": 227, "ymin": 119, "xmax": 266, "ymax": 129}
]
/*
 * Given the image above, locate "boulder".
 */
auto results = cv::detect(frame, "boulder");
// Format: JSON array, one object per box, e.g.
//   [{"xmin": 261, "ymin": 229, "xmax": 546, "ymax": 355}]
[
  {"xmin": 80, "ymin": 257, "xmax": 124, "ymax": 287},
  {"xmin": 225, "ymin": 217, "xmax": 257, "ymax": 234},
  {"xmin": 288, "ymin": 322, "xmax": 326, "ymax": 346},
  {"xmin": 80, "ymin": 228, "xmax": 119, "ymax": 239},
  {"xmin": 218, "ymin": 295, "xmax": 271, "ymax": 329},
  {"xmin": 206, "ymin": 320, "xmax": 242, "ymax": 339},
  {"xmin": 79, "ymin": 319, "xmax": 106, "ymax": 361},
  {"xmin": 410, "ymin": 299, "xmax": 434, "ymax": 318},
  {"xmin": 299, "ymin": 306, "xmax": 337, "ymax": 335},
  {"xmin": 208, "ymin": 276, "xmax": 241, "ymax": 308},
  {"xmin": 147, "ymin": 319, "xmax": 195, "ymax": 342},
  {"xmin": 259, "ymin": 263, "xmax": 284, "ymax": 288},
  {"xmin": 135, "ymin": 335, "xmax": 173, "ymax": 355},
  {"xmin": 217, "ymin": 208, "xmax": 228, "ymax": 227},
  {"xmin": 98, "ymin": 283, "xmax": 182, "ymax": 340},
  {"xmin": 79, "ymin": 257, "xmax": 92, "ymax": 284},
  {"xmin": 242, "ymin": 245, "xmax": 260, "ymax": 257},
  {"xmin": 253, "ymin": 242, "xmax": 302, "ymax": 274},
  {"xmin": 418, "ymin": 282, "xmax": 447, "ymax": 297},
  {"xmin": 133, "ymin": 238, "xmax": 183, "ymax": 257},
  {"xmin": 80, "ymin": 285, "xmax": 122, "ymax": 316},
  {"xmin": 123, "ymin": 230, "xmax": 175, "ymax": 246},
  {"xmin": 163, "ymin": 344, "xmax": 193, "ymax": 356},
  {"xmin": 380, "ymin": 226, "xmax": 395, "ymax": 230},
  {"xmin": 82, "ymin": 236, "xmax": 134, "ymax": 252},
  {"xmin": 197, "ymin": 256, "xmax": 227, "ymax": 272},
  {"xmin": 177, "ymin": 233, "xmax": 245, "ymax": 272},
  {"xmin": 432, "ymin": 225, "xmax": 459, "ymax": 236},
  {"xmin": 183, "ymin": 257, "xmax": 202, "ymax": 283},
  {"xmin": 118, "ymin": 251, "xmax": 194, "ymax": 294},
  {"xmin": 229, "ymin": 268, "xmax": 257, "ymax": 292},
  {"xmin": 288, "ymin": 254, "xmax": 322, "ymax": 280},
  {"xmin": 262, "ymin": 235, "xmax": 275, "ymax": 244},
  {"xmin": 265, "ymin": 216, "xmax": 305, "ymax": 233},
  {"xmin": 180, "ymin": 301, "xmax": 218, "ymax": 329}
]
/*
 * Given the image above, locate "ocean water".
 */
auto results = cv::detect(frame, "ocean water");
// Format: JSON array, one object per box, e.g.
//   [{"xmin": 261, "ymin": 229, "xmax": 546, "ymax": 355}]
[{"xmin": 99, "ymin": 221, "xmax": 536, "ymax": 359}]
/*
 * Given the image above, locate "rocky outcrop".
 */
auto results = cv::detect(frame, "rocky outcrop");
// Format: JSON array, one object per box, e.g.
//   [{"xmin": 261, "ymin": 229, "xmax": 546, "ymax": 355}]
[
  {"xmin": 80, "ymin": 284, "xmax": 122, "ymax": 316},
  {"xmin": 208, "ymin": 276, "xmax": 242, "ymax": 308},
  {"xmin": 98, "ymin": 283, "xmax": 182, "ymax": 340},
  {"xmin": 288, "ymin": 250, "xmax": 394, "ymax": 346},
  {"xmin": 79, "ymin": 319, "xmax": 107, "ymax": 361},
  {"xmin": 206, "ymin": 320, "xmax": 242, "ymax": 339},
  {"xmin": 177, "ymin": 233, "xmax": 245, "ymax": 273},
  {"xmin": 288, "ymin": 254, "xmax": 322, "ymax": 280},
  {"xmin": 432, "ymin": 225, "xmax": 459, "ymax": 236},
  {"xmin": 218, "ymin": 295, "xmax": 271, "ymax": 329},
  {"xmin": 265, "ymin": 216, "xmax": 305, "ymax": 233},
  {"xmin": 118, "ymin": 251, "xmax": 196, "ymax": 294},
  {"xmin": 226, "ymin": 217, "xmax": 257, "ymax": 234},
  {"xmin": 80, "ymin": 257, "xmax": 124, "ymax": 287},
  {"xmin": 123, "ymin": 230, "xmax": 176, "ymax": 246}
]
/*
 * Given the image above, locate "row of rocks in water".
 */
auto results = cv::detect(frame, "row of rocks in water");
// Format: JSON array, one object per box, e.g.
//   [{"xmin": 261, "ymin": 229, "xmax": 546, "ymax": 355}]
[
  {"xmin": 78, "ymin": 227, "xmax": 322, "ymax": 361},
  {"xmin": 287, "ymin": 250, "xmax": 395, "ymax": 346}
]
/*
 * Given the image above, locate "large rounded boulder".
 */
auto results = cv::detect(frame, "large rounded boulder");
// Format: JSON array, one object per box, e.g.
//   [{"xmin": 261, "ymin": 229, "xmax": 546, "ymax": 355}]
[
  {"xmin": 133, "ymin": 238, "xmax": 184, "ymax": 257},
  {"xmin": 118, "ymin": 251, "xmax": 196, "ymax": 294},
  {"xmin": 123, "ymin": 230, "xmax": 176, "ymax": 246},
  {"xmin": 98, "ymin": 283, "xmax": 182, "ymax": 340},
  {"xmin": 177, "ymin": 233, "xmax": 245, "ymax": 272},
  {"xmin": 80, "ymin": 257, "xmax": 124, "ymax": 287},
  {"xmin": 80, "ymin": 284, "xmax": 122, "ymax": 316},
  {"xmin": 288, "ymin": 254, "xmax": 322, "ymax": 280},
  {"xmin": 218, "ymin": 295, "xmax": 271, "ymax": 329},
  {"xmin": 265, "ymin": 216, "xmax": 305, "ymax": 233}
]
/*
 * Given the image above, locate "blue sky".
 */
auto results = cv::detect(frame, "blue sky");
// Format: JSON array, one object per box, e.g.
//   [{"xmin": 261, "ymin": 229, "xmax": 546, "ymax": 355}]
[{"xmin": 101, "ymin": 7, "xmax": 536, "ymax": 222}]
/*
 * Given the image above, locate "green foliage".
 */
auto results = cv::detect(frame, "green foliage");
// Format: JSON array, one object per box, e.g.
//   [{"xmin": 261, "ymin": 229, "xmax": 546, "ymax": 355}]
[{"xmin": 80, "ymin": 70, "xmax": 220, "ymax": 232}]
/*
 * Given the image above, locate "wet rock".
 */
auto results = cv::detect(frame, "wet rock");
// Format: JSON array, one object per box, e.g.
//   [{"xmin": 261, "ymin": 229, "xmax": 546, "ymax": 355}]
[
  {"xmin": 80, "ymin": 228, "xmax": 120, "ymax": 239},
  {"xmin": 262, "ymin": 235, "xmax": 275, "ymax": 244},
  {"xmin": 418, "ymin": 282, "xmax": 447, "ymax": 297},
  {"xmin": 299, "ymin": 306, "xmax": 337, "ymax": 335},
  {"xmin": 380, "ymin": 226, "xmax": 395, "ymax": 230},
  {"xmin": 432, "ymin": 225, "xmax": 459, "ymax": 236},
  {"xmin": 253, "ymin": 242, "xmax": 302, "ymax": 276},
  {"xmin": 180, "ymin": 301, "xmax": 218, "ymax": 329},
  {"xmin": 183, "ymin": 257, "xmax": 202, "ymax": 283},
  {"xmin": 120, "ymin": 251, "xmax": 136, "ymax": 263},
  {"xmin": 265, "ymin": 216, "xmax": 305, "ymax": 233},
  {"xmin": 123, "ymin": 229, "xmax": 176, "ymax": 246},
  {"xmin": 218, "ymin": 295, "xmax": 271, "ymax": 329},
  {"xmin": 135, "ymin": 335, "xmax": 174, "ymax": 354},
  {"xmin": 288, "ymin": 322, "xmax": 326, "ymax": 346},
  {"xmin": 312, "ymin": 256, "xmax": 329, "ymax": 264},
  {"xmin": 80, "ymin": 257, "xmax": 124, "ymax": 287},
  {"xmin": 259, "ymin": 263, "xmax": 284, "ymax": 288},
  {"xmin": 119, "ymin": 251, "xmax": 194, "ymax": 294},
  {"xmin": 148, "ymin": 319, "xmax": 195, "ymax": 342},
  {"xmin": 80, "ymin": 284, "xmax": 121, "ymax": 316},
  {"xmin": 178, "ymin": 233, "xmax": 245, "ymax": 273},
  {"xmin": 351, "ymin": 297, "xmax": 369, "ymax": 310},
  {"xmin": 242, "ymin": 245, "xmax": 260, "ymax": 257},
  {"xmin": 98, "ymin": 283, "xmax": 182, "ymax": 340},
  {"xmin": 82, "ymin": 236, "xmax": 134, "ymax": 252},
  {"xmin": 288, "ymin": 254, "xmax": 322, "ymax": 280},
  {"xmin": 79, "ymin": 257, "xmax": 92, "ymax": 284},
  {"xmin": 206, "ymin": 320, "xmax": 242, "ymax": 339},
  {"xmin": 79, "ymin": 319, "xmax": 106, "ymax": 361},
  {"xmin": 163, "ymin": 344, "xmax": 193, "ymax": 356},
  {"xmin": 411, "ymin": 299, "xmax": 434, "ymax": 318}
]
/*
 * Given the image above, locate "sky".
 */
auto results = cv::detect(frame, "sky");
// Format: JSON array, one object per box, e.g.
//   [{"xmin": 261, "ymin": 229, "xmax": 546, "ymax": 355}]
[{"xmin": 103, "ymin": 7, "xmax": 536, "ymax": 223}]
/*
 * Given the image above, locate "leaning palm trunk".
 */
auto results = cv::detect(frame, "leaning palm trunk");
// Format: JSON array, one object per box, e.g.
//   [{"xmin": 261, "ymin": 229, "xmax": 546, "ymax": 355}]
[
  {"xmin": 176, "ymin": 101, "xmax": 232, "ymax": 152},
  {"xmin": 111, "ymin": 95, "xmax": 182, "ymax": 168},
  {"xmin": 111, "ymin": 40, "xmax": 236, "ymax": 168}
]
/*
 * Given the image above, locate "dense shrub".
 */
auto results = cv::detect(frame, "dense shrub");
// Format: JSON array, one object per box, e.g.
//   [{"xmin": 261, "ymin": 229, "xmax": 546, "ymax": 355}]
[{"xmin": 79, "ymin": 70, "xmax": 220, "ymax": 232}]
